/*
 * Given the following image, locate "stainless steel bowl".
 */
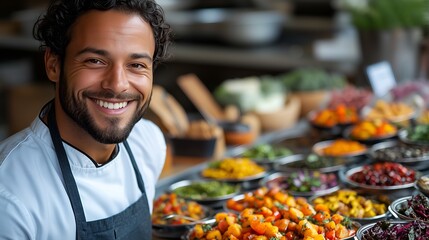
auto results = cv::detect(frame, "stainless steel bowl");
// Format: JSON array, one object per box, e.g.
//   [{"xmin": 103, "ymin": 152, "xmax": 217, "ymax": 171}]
[
  {"xmin": 399, "ymin": 128, "xmax": 429, "ymax": 146},
  {"xmin": 152, "ymin": 205, "xmax": 215, "ymax": 239},
  {"xmin": 415, "ymin": 174, "xmax": 429, "ymax": 197},
  {"xmin": 309, "ymin": 191, "xmax": 390, "ymax": 225},
  {"xmin": 235, "ymin": 144, "xmax": 295, "ymax": 171},
  {"xmin": 388, "ymin": 195, "xmax": 429, "ymax": 222},
  {"xmin": 369, "ymin": 140, "xmax": 429, "ymax": 170},
  {"xmin": 165, "ymin": 8, "xmax": 286, "ymax": 46},
  {"xmin": 343, "ymin": 126, "xmax": 398, "ymax": 145},
  {"xmin": 260, "ymin": 172, "xmax": 340, "ymax": 197},
  {"xmin": 312, "ymin": 139, "xmax": 368, "ymax": 158},
  {"xmin": 273, "ymin": 153, "xmax": 352, "ymax": 174},
  {"xmin": 157, "ymin": 0, "xmax": 197, "ymax": 11},
  {"xmin": 388, "ymin": 196, "xmax": 414, "ymax": 221},
  {"xmin": 167, "ymin": 180, "xmax": 240, "ymax": 206},
  {"xmin": 340, "ymin": 165, "xmax": 419, "ymax": 199},
  {"xmin": 355, "ymin": 220, "xmax": 411, "ymax": 240}
]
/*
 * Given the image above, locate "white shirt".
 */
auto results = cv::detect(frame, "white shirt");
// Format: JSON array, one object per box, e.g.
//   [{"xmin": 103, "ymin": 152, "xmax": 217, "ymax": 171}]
[{"xmin": 0, "ymin": 106, "xmax": 166, "ymax": 240}]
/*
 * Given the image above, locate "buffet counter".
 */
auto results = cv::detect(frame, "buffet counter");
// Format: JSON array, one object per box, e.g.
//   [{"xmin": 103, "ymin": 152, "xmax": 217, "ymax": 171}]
[{"xmin": 155, "ymin": 120, "xmax": 310, "ymax": 196}]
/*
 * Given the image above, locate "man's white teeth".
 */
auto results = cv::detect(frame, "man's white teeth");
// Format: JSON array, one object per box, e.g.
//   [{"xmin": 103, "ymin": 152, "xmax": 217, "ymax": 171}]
[{"xmin": 96, "ymin": 100, "xmax": 128, "ymax": 110}]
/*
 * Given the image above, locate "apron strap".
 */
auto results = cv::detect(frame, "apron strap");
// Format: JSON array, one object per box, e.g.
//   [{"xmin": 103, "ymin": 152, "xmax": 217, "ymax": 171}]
[
  {"xmin": 47, "ymin": 106, "xmax": 86, "ymax": 238},
  {"xmin": 48, "ymin": 104, "xmax": 150, "ymax": 239},
  {"xmin": 123, "ymin": 141, "xmax": 146, "ymax": 193}
]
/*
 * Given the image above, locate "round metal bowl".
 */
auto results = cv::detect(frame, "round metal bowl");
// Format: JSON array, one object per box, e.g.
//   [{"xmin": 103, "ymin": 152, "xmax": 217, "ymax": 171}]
[
  {"xmin": 309, "ymin": 191, "xmax": 390, "ymax": 225},
  {"xmin": 182, "ymin": 211, "xmax": 360, "ymax": 240},
  {"xmin": 260, "ymin": 172, "xmax": 340, "ymax": 198},
  {"xmin": 223, "ymin": 194, "xmax": 244, "ymax": 214},
  {"xmin": 369, "ymin": 140, "xmax": 429, "ymax": 170},
  {"xmin": 343, "ymin": 126, "xmax": 397, "ymax": 145},
  {"xmin": 152, "ymin": 205, "xmax": 215, "ymax": 239},
  {"xmin": 237, "ymin": 144, "xmax": 294, "ymax": 170},
  {"xmin": 389, "ymin": 195, "xmax": 429, "ymax": 222},
  {"xmin": 388, "ymin": 196, "xmax": 415, "ymax": 221},
  {"xmin": 167, "ymin": 180, "xmax": 240, "ymax": 206},
  {"xmin": 360, "ymin": 104, "xmax": 417, "ymax": 126},
  {"xmin": 355, "ymin": 219, "xmax": 412, "ymax": 240},
  {"xmin": 399, "ymin": 128, "xmax": 429, "ymax": 146},
  {"xmin": 200, "ymin": 162, "xmax": 267, "ymax": 191},
  {"xmin": 307, "ymin": 110, "xmax": 357, "ymax": 137},
  {"xmin": 273, "ymin": 153, "xmax": 353, "ymax": 174},
  {"xmin": 312, "ymin": 139, "xmax": 368, "ymax": 159},
  {"xmin": 415, "ymin": 174, "xmax": 429, "ymax": 197},
  {"xmin": 201, "ymin": 169, "xmax": 267, "ymax": 184},
  {"xmin": 340, "ymin": 165, "xmax": 419, "ymax": 199},
  {"xmin": 157, "ymin": 0, "xmax": 197, "ymax": 11},
  {"xmin": 165, "ymin": 8, "xmax": 286, "ymax": 46}
]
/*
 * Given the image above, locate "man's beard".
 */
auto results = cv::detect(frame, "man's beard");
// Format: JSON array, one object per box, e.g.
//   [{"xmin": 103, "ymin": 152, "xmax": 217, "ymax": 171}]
[{"xmin": 58, "ymin": 71, "xmax": 151, "ymax": 144}]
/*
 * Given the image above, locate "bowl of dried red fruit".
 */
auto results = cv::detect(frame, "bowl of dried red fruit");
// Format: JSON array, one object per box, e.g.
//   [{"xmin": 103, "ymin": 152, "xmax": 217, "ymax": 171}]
[{"xmin": 340, "ymin": 162, "xmax": 420, "ymax": 199}]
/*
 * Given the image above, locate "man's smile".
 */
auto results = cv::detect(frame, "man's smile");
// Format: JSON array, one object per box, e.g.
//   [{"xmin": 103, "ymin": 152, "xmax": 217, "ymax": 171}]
[{"xmin": 95, "ymin": 99, "xmax": 129, "ymax": 110}]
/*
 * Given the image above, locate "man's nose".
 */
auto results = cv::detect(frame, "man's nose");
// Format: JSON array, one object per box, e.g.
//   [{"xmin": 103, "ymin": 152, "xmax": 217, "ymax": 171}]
[{"xmin": 101, "ymin": 65, "xmax": 130, "ymax": 93}]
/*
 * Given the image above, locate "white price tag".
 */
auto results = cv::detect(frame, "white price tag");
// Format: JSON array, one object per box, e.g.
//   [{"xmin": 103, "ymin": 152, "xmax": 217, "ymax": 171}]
[{"xmin": 366, "ymin": 61, "xmax": 397, "ymax": 97}]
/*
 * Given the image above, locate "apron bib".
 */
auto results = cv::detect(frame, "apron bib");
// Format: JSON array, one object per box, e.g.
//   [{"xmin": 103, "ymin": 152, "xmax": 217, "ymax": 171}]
[{"xmin": 48, "ymin": 106, "xmax": 151, "ymax": 239}]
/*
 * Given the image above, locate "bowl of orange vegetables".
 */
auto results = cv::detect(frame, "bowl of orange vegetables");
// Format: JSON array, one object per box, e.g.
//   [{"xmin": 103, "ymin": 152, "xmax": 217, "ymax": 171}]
[
  {"xmin": 312, "ymin": 139, "xmax": 368, "ymax": 159},
  {"xmin": 309, "ymin": 104, "xmax": 360, "ymax": 136},
  {"xmin": 362, "ymin": 99, "xmax": 416, "ymax": 127},
  {"xmin": 344, "ymin": 119, "xmax": 398, "ymax": 145},
  {"xmin": 187, "ymin": 187, "xmax": 359, "ymax": 240}
]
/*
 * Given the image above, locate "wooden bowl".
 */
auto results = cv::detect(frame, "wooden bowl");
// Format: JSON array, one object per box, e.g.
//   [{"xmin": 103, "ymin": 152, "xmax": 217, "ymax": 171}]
[
  {"xmin": 254, "ymin": 95, "xmax": 301, "ymax": 132},
  {"xmin": 291, "ymin": 90, "xmax": 329, "ymax": 117}
]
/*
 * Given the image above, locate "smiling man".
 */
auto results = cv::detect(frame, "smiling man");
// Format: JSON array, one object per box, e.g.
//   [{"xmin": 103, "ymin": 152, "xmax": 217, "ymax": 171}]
[{"xmin": 0, "ymin": 0, "xmax": 171, "ymax": 239}]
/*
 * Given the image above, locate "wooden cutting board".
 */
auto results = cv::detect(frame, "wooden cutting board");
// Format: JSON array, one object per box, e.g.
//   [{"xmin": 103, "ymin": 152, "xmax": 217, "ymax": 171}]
[
  {"xmin": 149, "ymin": 85, "xmax": 189, "ymax": 136},
  {"xmin": 177, "ymin": 74, "xmax": 225, "ymax": 123}
]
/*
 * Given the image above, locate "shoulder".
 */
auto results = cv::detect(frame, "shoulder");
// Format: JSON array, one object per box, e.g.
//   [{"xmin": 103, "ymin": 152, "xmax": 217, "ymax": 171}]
[
  {"xmin": 130, "ymin": 118, "xmax": 166, "ymax": 149},
  {"xmin": 0, "ymin": 184, "xmax": 34, "ymax": 238},
  {"xmin": 0, "ymin": 125, "xmax": 53, "ymax": 168}
]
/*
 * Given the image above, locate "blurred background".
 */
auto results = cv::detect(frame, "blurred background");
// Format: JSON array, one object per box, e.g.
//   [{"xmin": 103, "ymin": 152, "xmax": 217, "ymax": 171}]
[{"xmin": 0, "ymin": 0, "xmax": 428, "ymax": 142}]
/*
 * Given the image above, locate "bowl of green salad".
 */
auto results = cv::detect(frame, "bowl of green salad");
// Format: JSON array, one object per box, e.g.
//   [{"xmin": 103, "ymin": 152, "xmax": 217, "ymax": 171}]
[
  {"xmin": 167, "ymin": 180, "xmax": 240, "ymax": 207},
  {"xmin": 238, "ymin": 143, "xmax": 294, "ymax": 169}
]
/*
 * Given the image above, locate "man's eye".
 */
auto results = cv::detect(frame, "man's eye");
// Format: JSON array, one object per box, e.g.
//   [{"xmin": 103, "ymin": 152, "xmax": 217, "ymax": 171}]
[
  {"xmin": 86, "ymin": 59, "xmax": 103, "ymax": 64},
  {"xmin": 130, "ymin": 63, "xmax": 145, "ymax": 69}
]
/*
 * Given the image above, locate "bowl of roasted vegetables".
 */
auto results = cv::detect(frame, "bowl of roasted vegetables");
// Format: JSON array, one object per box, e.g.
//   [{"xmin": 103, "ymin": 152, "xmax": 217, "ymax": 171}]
[
  {"xmin": 341, "ymin": 162, "xmax": 418, "ymax": 199},
  {"xmin": 356, "ymin": 219, "xmax": 429, "ymax": 240},
  {"xmin": 388, "ymin": 194, "xmax": 429, "ymax": 222},
  {"xmin": 308, "ymin": 104, "xmax": 360, "ymax": 135},
  {"xmin": 223, "ymin": 187, "xmax": 299, "ymax": 214},
  {"xmin": 152, "ymin": 193, "xmax": 214, "ymax": 238},
  {"xmin": 343, "ymin": 119, "xmax": 398, "ymax": 145},
  {"xmin": 168, "ymin": 180, "xmax": 240, "ymax": 206},
  {"xmin": 260, "ymin": 171, "xmax": 340, "ymax": 197},
  {"xmin": 188, "ymin": 188, "xmax": 359, "ymax": 240},
  {"xmin": 310, "ymin": 189, "xmax": 389, "ymax": 225},
  {"xmin": 369, "ymin": 140, "xmax": 429, "ymax": 170}
]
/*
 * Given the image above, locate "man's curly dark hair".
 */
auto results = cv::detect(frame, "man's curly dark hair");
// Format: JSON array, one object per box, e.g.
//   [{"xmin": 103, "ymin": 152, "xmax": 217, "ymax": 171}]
[{"xmin": 33, "ymin": 0, "xmax": 171, "ymax": 69}]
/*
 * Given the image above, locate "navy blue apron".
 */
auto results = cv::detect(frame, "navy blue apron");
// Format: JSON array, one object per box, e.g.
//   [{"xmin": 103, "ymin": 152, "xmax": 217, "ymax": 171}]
[{"xmin": 48, "ymin": 106, "xmax": 151, "ymax": 239}]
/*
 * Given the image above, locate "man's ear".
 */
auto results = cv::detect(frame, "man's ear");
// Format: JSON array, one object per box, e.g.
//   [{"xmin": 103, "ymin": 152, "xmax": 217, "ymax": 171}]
[{"xmin": 45, "ymin": 48, "xmax": 60, "ymax": 83}]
